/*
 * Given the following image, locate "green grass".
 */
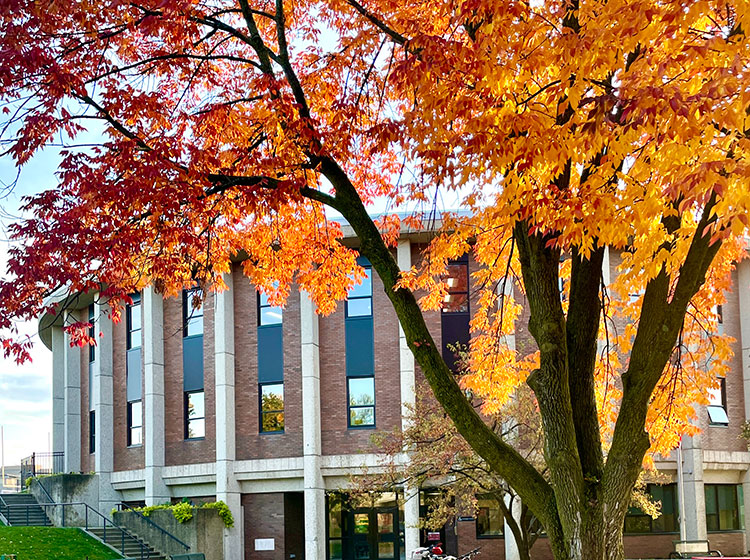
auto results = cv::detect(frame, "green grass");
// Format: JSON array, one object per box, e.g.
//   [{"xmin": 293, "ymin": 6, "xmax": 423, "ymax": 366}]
[{"xmin": 0, "ymin": 527, "xmax": 123, "ymax": 559}]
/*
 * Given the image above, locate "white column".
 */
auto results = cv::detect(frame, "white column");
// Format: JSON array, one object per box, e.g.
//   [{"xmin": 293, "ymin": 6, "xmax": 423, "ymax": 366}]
[
  {"xmin": 214, "ymin": 274, "xmax": 243, "ymax": 559},
  {"xmin": 93, "ymin": 308, "xmax": 118, "ymax": 511},
  {"xmin": 738, "ymin": 259, "xmax": 750, "ymax": 421},
  {"xmin": 681, "ymin": 434, "xmax": 707, "ymax": 540},
  {"xmin": 504, "ymin": 494, "xmax": 522, "ymax": 560},
  {"xmin": 63, "ymin": 310, "xmax": 82, "ymax": 472},
  {"xmin": 301, "ymin": 291, "xmax": 326, "ymax": 560},
  {"xmin": 143, "ymin": 287, "xmax": 169, "ymax": 505},
  {"xmin": 397, "ymin": 239, "xmax": 421, "ymax": 555},
  {"xmin": 51, "ymin": 326, "xmax": 66, "ymax": 456}
]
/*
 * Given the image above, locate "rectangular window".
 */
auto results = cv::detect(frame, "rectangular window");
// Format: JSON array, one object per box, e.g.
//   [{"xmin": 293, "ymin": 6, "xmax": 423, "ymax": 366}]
[
  {"xmin": 441, "ymin": 259, "xmax": 469, "ymax": 313},
  {"xmin": 126, "ymin": 293, "xmax": 142, "ymax": 350},
  {"xmin": 346, "ymin": 265, "xmax": 372, "ymax": 318},
  {"xmin": 258, "ymin": 292, "xmax": 283, "ymax": 326},
  {"xmin": 185, "ymin": 390, "xmax": 206, "ymax": 439},
  {"xmin": 476, "ymin": 495, "xmax": 504, "ymax": 538},
  {"xmin": 89, "ymin": 410, "xmax": 95, "ymax": 454},
  {"xmin": 183, "ymin": 289, "xmax": 204, "ymax": 337},
  {"xmin": 260, "ymin": 383, "xmax": 284, "ymax": 433},
  {"xmin": 707, "ymin": 377, "xmax": 729, "ymax": 426},
  {"xmin": 624, "ymin": 484, "xmax": 678, "ymax": 534},
  {"xmin": 127, "ymin": 400, "xmax": 142, "ymax": 446},
  {"xmin": 88, "ymin": 304, "xmax": 96, "ymax": 362},
  {"xmin": 441, "ymin": 256, "xmax": 470, "ymax": 372},
  {"xmin": 705, "ymin": 484, "xmax": 742, "ymax": 531},
  {"xmin": 348, "ymin": 377, "xmax": 375, "ymax": 427}
]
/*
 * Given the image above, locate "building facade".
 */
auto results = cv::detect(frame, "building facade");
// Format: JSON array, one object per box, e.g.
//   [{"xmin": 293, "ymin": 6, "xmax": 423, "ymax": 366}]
[{"xmin": 39, "ymin": 235, "xmax": 750, "ymax": 559}]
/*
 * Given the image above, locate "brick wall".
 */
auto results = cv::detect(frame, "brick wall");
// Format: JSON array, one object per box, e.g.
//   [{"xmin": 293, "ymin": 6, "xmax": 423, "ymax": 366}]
[
  {"xmin": 165, "ymin": 293, "xmax": 216, "ymax": 466},
  {"xmin": 456, "ymin": 520, "xmax": 505, "ymax": 559},
  {"xmin": 113, "ymin": 313, "xmax": 144, "ymax": 472},
  {"xmin": 320, "ymin": 264, "xmax": 402, "ymax": 456},
  {"xmin": 234, "ymin": 265, "xmax": 303, "ymax": 461},
  {"xmin": 242, "ymin": 492, "xmax": 286, "ymax": 560}
]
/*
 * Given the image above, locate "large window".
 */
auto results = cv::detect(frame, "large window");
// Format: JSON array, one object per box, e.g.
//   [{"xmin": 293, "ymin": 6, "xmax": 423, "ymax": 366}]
[
  {"xmin": 260, "ymin": 383, "xmax": 284, "ymax": 432},
  {"xmin": 185, "ymin": 390, "xmax": 206, "ymax": 439},
  {"xmin": 88, "ymin": 304, "xmax": 96, "ymax": 362},
  {"xmin": 705, "ymin": 484, "xmax": 742, "ymax": 531},
  {"xmin": 126, "ymin": 293, "xmax": 141, "ymax": 349},
  {"xmin": 89, "ymin": 410, "xmax": 95, "ymax": 454},
  {"xmin": 183, "ymin": 289, "xmax": 204, "ymax": 337},
  {"xmin": 348, "ymin": 377, "xmax": 375, "ymax": 427},
  {"xmin": 258, "ymin": 292, "xmax": 283, "ymax": 326},
  {"xmin": 707, "ymin": 377, "xmax": 729, "ymax": 426},
  {"xmin": 476, "ymin": 495, "xmax": 504, "ymax": 538},
  {"xmin": 624, "ymin": 484, "xmax": 678, "ymax": 534},
  {"xmin": 346, "ymin": 265, "xmax": 372, "ymax": 318},
  {"xmin": 127, "ymin": 400, "xmax": 142, "ymax": 446}
]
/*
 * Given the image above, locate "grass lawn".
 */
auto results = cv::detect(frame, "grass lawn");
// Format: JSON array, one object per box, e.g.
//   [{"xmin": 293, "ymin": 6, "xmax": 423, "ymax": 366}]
[{"xmin": 0, "ymin": 527, "xmax": 122, "ymax": 559}]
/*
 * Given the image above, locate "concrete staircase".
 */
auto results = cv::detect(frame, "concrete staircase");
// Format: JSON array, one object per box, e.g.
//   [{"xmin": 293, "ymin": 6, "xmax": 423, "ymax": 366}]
[
  {"xmin": 0, "ymin": 493, "xmax": 52, "ymax": 526},
  {"xmin": 87, "ymin": 526, "xmax": 167, "ymax": 560}
]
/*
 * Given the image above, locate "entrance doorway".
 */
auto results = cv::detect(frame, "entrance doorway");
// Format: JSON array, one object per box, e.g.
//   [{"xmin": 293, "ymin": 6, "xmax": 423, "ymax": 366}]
[{"xmin": 328, "ymin": 493, "xmax": 405, "ymax": 560}]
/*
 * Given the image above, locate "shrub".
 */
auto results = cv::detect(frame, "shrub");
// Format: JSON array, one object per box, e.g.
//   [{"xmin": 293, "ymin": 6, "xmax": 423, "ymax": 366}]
[
  {"xmin": 126, "ymin": 500, "xmax": 234, "ymax": 528},
  {"xmin": 200, "ymin": 502, "xmax": 234, "ymax": 529}
]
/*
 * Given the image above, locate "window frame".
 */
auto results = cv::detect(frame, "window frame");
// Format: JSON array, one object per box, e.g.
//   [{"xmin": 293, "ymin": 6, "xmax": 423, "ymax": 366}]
[
  {"xmin": 259, "ymin": 382, "xmax": 285, "ymax": 433},
  {"xmin": 184, "ymin": 390, "xmax": 206, "ymax": 440},
  {"xmin": 707, "ymin": 377, "xmax": 729, "ymax": 426},
  {"xmin": 347, "ymin": 376, "xmax": 376, "ymax": 429},
  {"xmin": 257, "ymin": 291, "xmax": 283, "ymax": 326},
  {"xmin": 127, "ymin": 400, "xmax": 143, "ymax": 447},
  {"xmin": 126, "ymin": 293, "xmax": 142, "ymax": 350},
  {"xmin": 88, "ymin": 304, "xmax": 96, "ymax": 362},
  {"xmin": 182, "ymin": 288, "xmax": 204, "ymax": 338},
  {"xmin": 441, "ymin": 257, "xmax": 470, "ymax": 315},
  {"xmin": 475, "ymin": 494, "xmax": 504, "ymax": 539},
  {"xmin": 705, "ymin": 484, "xmax": 742, "ymax": 532},
  {"xmin": 624, "ymin": 484, "xmax": 679, "ymax": 535},
  {"xmin": 89, "ymin": 410, "xmax": 95, "ymax": 454},
  {"xmin": 345, "ymin": 264, "xmax": 373, "ymax": 318}
]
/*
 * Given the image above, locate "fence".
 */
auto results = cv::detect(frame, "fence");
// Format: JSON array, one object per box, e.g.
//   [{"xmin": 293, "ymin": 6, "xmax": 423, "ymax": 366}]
[{"xmin": 19, "ymin": 452, "xmax": 64, "ymax": 490}]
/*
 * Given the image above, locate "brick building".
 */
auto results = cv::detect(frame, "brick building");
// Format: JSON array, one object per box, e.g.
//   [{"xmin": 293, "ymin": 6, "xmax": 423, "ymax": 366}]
[{"xmin": 38, "ymin": 231, "xmax": 750, "ymax": 559}]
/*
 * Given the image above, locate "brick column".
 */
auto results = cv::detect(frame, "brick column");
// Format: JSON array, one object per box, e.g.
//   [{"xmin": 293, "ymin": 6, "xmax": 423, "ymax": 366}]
[
  {"xmin": 93, "ymin": 307, "xmax": 118, "ymax": 511},
  {"xmin": 301, "ymin": 290, "xmax": 326, "ymax": 559},
  {"xmin": 63, "ymin": 310, "xmax": 82, "ymax": 472},
  {"xmin": 51, "ymin": 326, "xmax": 66, "ymax": 455},
  {"xmin": 214, "ymin": 272, "xmax": 243, "ymax": 558},
  {"xmin": 144, "ymin": 286, "xmax": 169, "ymax": 505}
]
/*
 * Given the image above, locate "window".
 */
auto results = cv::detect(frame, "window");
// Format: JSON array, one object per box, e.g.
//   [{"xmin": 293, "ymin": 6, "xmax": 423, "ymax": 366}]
[
  {"xmin": 624, "ymin": 484, "xmax": 678, "ymax": 534},
  {"xmin": 441, "ymin": 259, "xmax": 469, "ymax": 313},
  {"xmin": 260, "ymin": 383, "xmax": 284, "ymax": 432},
  {"xmin": 258, "ymin": 292, "xmax": 283, "ymax": 326},
  {"xmin": 183, "ymin": 289, "xmax": 204, "ymax": 337},
  {"xmin": 707, "ymin": 377, "xmax": 729, "ymax": 426},
  {"xmin": 88, "ymin": 304, "xmax": 96, "ymax": 362},
  {"xmin": 476, "ymin": 495, "xmax": 504, "ymax": 538},
  {"xmin": 705, "ymin": 484, "xmax": 742, "ymax": 531},
  {"xmin": 346, "ymin": 265, "xmax": 372, "ymax": 317},
  {"xmin": 89, "ymin": 410, "xmax": 95, "ymax": 454},
  {"xmin": 717, "ymin": 305, "xmax": 724, "ymax": 335},
  {"xmin": 185, "ymin": 390, "xmax": 205, "ymax": 439},
  {"xmin": 126, "ymin": 293, "xmax": 142, "ymax": 350},
  {"xmin": 127, "ymin": 400, "xmax": 142, "ymax": 446},
  {"xmin": 348, "ymin": 377, "xmax": 375, "ymax": 427}
]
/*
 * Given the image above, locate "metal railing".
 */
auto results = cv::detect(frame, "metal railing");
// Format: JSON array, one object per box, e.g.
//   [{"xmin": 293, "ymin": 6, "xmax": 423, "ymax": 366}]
[
  {"xmin": 0, "ymin": 501, "xmax": 153, "ymax": 559},
  {"xmin": 115, "ymin": 502, "xmax": 190, "ymax": 554},
  {"xmin": 20, "ymin": 452, "xmax": 64, "ymax": 490}
]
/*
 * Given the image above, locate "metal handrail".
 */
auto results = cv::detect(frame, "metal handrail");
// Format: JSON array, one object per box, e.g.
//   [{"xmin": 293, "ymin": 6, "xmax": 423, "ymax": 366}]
[
  {"xmin": 31, "ymin": 476, "xmax": 55, "ymax": 504},
  {"xmin": 4, "ymin": 502, "xmax": 152, "ymax": 560},
  {"xmin": 116, "ymin": 502, "xmax": 191, "ymax": 552}
]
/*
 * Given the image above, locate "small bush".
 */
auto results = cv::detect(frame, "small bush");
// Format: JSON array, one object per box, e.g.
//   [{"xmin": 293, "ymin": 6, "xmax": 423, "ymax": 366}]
[
  {"xmin": 126, "ymin": 500, "xmax": 234, "ymax": 528},
  {"xmin": 201, "ymin": 501, "xmax": 234, "ymax": 529}
]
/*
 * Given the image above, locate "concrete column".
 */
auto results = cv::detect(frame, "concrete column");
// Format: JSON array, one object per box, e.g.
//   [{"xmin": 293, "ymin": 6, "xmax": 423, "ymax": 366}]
[
  {"xmin": 738, "ymin": 259, "xmax": 750, "ymax": 421},
  {"xmin": 301, "ymin": 291, "xmax": 326, "ymax": 560},
  {"xmin": 681, "ymin": 434, "xmax": 707, "ymax": 540},
  {"xmin": 63, "ymin": 310, "xmax": 82, "ymax": 472},
  {"xmin": 504, "ymin": 494, "xmax": 522, "ymax": 560},
  {"xmin": 214, "ymin": 273, "xmax": 243, "ymax": 559},
  {"xmin": 397, "ymin": 239, "xmax": 421, "ymax": 555},
  {"xmin": 93, "ymin": 308, "xmax": 118, "ymax": 512},
  {"xmin": 51, "ymin": 326, "xmax": 66, "ymax": 456},
  {"xmin": 143, "ymin": 286, "xmax": 169, "ymax": 505}
]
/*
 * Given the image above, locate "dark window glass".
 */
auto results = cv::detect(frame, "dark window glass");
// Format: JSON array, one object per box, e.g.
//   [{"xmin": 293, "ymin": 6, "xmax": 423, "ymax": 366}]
[
  {"xmin": 185, "ymin": 390, "xmax": 205, "ymax": 439},
  {"xmin": 476, "ymin": 495, "xmax": 504, "ymax": 538},
  {"xmin": 88, "ymin": 304, "xmax": 96, "ymax": 362},
  {"xmin": 705, "ymin": 484, "xmax": 741, "ymax": 531},
  {"xmin": 127, "ymin": 293, "xmax": 142, "ymax": 350},
  {"xmin": 348, "ymin": 377, "xmax": 375, "ymax": 427},
  {"xmin": 260, "ymin": 383, "xmax": 284, "ymax": 432},
  {"xmin": 127, "ymin": 400, "xmax": 142, "ymax": 447},
  {"xmin": 346, "ymin": 266, "xmax": 372, "ymax": 318},
  {"xmin": 624, "ymin": 484, "xmax": 679, "ymax": 534},
  {"xmin": 89, "ymin": 410, "xmax": 95, "ymax": 454},
  {"xmin": 183, "ymin": 289, "xmax": 204, "ymax": 337},
  {"xmin": 441, "ymin": 260, "xmax": 469, "ymax": 313},
  {"xmin": 258, "ymin": 291, "xmax": 283, "ymax": 326}
]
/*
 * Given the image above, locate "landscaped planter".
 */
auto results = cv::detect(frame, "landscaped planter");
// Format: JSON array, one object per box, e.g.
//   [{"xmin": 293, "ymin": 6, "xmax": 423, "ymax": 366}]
[{"xmin": 113, "ymin": 508, "xmax": 225, "ymax": 560}]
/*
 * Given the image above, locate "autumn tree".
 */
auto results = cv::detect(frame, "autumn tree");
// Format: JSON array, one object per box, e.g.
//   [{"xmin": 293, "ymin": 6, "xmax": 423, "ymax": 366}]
[{"xmin": 0, "ymin": 1, "xmax": 748, "ymax": 559}]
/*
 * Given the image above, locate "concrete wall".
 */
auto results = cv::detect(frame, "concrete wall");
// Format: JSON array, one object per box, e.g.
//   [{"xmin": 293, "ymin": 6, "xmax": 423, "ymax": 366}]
[
  {"xmin": 114, "ymin": 508, "xmax": 224, "ymax": 560},
  {"xmin": 31, "ymin": 474, "xmax": 99, "ymax": 527}
]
